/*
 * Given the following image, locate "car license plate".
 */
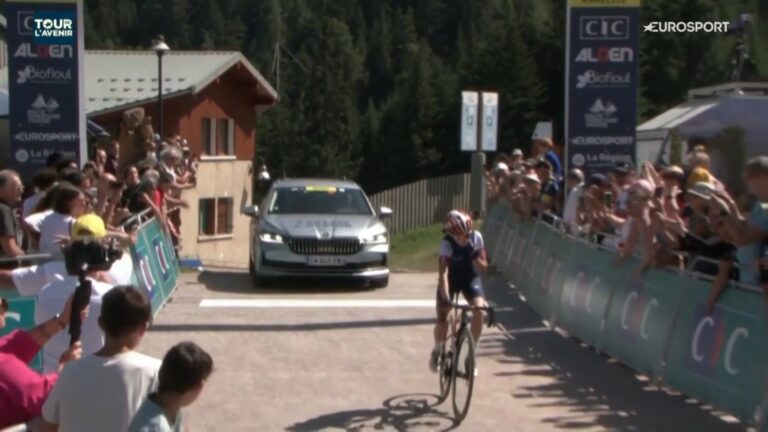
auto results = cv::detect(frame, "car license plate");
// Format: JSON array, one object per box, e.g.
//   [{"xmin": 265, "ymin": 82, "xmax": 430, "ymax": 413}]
[{"xmin": 307, "ymin": 256, "xmax": 345, "ymax": 266}]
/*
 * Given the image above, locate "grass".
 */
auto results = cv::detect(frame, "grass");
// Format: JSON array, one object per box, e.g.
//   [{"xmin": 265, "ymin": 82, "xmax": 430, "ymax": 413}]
[{"xmin": 389, "ymin": 224, "xmax": 443, "ymax": 273}]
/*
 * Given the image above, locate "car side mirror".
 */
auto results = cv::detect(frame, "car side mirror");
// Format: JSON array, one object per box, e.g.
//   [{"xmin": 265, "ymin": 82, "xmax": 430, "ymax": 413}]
[
  {"xmin": 243, "ymin": 205, "xmax": 260, "ymax": 217},
  {"xmin": 379, "ymin": 206, "xmax": 393, "ymax": 219}
]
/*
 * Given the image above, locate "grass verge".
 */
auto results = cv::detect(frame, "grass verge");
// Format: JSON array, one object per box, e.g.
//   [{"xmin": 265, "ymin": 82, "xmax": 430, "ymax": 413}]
[{"xmin": 389, "ymin": 224, "xmax": 443, "ymax": 273}]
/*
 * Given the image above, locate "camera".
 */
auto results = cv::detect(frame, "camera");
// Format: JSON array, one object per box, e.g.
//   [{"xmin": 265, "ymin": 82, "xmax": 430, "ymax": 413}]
[{"xmin": 63, "ymin": 238, "xmax": 123, "ymax": 275}]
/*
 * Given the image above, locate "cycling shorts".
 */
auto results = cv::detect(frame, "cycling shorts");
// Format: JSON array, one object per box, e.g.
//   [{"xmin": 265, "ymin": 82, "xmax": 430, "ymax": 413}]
[{"xmin": 437, "ymin": 276, "xmax": 484, "ymax": 306}]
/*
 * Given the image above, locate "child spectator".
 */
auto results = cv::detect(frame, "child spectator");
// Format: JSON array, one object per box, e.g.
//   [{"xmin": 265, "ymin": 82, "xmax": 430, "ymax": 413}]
[
  {"xmin": 41, "ymin": 286, "xmax": 161, "ymax": 432},
  {"xmin": 128, "ymin": 342, "xmax": 213, "ymax": 432}
]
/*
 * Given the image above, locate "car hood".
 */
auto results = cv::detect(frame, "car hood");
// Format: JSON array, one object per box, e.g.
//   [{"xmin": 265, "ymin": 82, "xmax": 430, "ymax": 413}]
[{"xmin": 262, "ymin": 214, "xmax": 385, "ymax": 239}]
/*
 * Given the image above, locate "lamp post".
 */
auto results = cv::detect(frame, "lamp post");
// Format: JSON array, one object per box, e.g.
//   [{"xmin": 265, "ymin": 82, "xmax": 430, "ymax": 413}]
[{"xmin": 150, "ymin": 35, "xmax": 170, "ymax": 139}]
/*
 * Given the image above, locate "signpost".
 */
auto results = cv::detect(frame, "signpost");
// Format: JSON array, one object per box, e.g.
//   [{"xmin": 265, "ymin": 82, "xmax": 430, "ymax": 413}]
[
  {"xmin": 6, "ymin": 0, "xmax": 86, "ymax": 180},
  {"xmin": 462, "ymin": 91, "xmax": 498, "ymax": 217},
  {"xmin": 565, "ymin": 0, "xmax": 640, "ymax": 177}
]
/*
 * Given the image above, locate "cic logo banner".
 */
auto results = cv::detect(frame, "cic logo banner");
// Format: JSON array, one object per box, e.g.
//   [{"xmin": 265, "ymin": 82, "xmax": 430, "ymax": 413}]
[{"xmin": 683, "ymin": 306, "xmax": 750, "ymax": 377}]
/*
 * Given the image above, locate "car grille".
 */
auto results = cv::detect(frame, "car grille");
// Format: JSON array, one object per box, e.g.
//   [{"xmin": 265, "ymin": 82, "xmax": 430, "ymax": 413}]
[{"xmin": 287, "ymin": 238, "xmax": 363, "ymax": 255}]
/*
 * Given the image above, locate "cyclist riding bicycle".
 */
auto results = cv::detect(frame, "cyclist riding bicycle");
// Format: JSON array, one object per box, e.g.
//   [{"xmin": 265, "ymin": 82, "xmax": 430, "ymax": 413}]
[{"xmin": 430, "ymin": 210, "xmax": 489, "ymax": 374}]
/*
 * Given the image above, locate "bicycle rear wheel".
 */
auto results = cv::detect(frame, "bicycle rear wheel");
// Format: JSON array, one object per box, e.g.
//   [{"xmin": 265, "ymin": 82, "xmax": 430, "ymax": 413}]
[
  {"xmin": 451, "ymin": 328, "xmax": 476, "ymax": 423},
  {"xmin": 438, "ymin": 346, "xmax": 452, "ymax": 403}
]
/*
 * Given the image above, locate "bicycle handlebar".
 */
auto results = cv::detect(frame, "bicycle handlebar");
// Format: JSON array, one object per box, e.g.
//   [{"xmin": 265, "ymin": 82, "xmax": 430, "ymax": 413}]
[{"xmin": 450, "ymin": 303, "xmax": 495, "ymax": 328}]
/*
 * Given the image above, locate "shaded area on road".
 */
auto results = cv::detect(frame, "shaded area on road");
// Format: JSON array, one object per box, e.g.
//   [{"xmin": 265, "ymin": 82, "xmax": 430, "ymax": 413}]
[
  {"xmin": 197, "ymin": 270, "xmax": 386, "ymax": 295},
  {"xmin": 480, "ymin": 272, "xmax": 743, "ymax": 432},
  {"xmin": 287, "ymin": 393, "xmax": 459, "ymax": 432},
  {"xmin": 151, "ymin": 317, "xmax": 434, "ymax": 333}
]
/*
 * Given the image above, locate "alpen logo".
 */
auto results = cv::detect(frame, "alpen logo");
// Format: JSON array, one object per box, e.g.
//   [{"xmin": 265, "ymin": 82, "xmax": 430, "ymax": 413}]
[
  {"xmin": 585, "ymin": 98, "xmax": 619, "ymax": 128},
  {"xmin": 16, "ymin": 65, "xmax": 72, "ymax": 84},
  {"xmin": 27, "ymin": 94, "xmax": 60, "ymax": 125}
]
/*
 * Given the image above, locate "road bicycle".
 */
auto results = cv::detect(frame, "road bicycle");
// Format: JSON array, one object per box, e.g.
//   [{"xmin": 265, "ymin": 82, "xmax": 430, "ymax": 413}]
[{"xmin": 435, "ymin": 294, "xmax": 495, "ymax": 423}]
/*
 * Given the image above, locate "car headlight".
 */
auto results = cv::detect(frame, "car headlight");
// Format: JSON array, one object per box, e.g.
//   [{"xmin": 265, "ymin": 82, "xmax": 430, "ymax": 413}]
[
  {"xmin": 361, "ymin": 233, "xmax": 388, "ymax": 245},
  {"xmin": 259, "ymin": 232, "xmax": 285, "ymax": 244}
]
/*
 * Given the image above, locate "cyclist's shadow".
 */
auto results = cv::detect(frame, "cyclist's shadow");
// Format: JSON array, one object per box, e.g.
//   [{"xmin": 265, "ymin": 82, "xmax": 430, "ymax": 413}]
[{"xmin": 285, "ymin": 393, "xmax": 459, "ymax": 431}]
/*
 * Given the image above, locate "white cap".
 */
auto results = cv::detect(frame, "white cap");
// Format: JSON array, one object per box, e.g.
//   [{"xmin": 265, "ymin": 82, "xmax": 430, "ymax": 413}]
[
  {"xmin": 523, "ymin": 173, "xmax": 541, "ymax": 184},
  {"xmin": 512, "ymin": 149, "xmax": 523, "ymax": 156},
  {"xmin": 494, "ymin": 162, "xmax": 510, "ymax": 173}
]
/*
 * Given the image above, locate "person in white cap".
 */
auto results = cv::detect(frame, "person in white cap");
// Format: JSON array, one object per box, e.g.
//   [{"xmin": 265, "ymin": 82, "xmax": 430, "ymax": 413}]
[{"xmin": 510, "ymin": 149, "xmax": 524, "ymax": 171}]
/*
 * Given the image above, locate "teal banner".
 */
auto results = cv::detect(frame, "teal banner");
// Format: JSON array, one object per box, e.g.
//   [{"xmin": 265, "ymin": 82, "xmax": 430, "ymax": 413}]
[{"xmin": 483, "ymin": 204, "xmax": 768, "ymax": 424}]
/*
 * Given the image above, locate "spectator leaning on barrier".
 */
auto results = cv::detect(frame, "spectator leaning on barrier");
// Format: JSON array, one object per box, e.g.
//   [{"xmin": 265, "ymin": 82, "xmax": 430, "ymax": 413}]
[
  {"xmin": 533, "ymin": 159, "xmax": 558, "ymax": 214},
  {"xmin": 23, "ymin": 169, "xmax": 58, "ymax": 220},
  {"xmin": 512, "ymin": 173, "xmax": 541, "ymax": 220},
  {"xmin": 610, "ymin": 162, "xmax": 635, "ymax": 218},
  {"xmin": 42, "ymin": 286, "xmax": 161, "ymax": 432},
  {"xmin": 129, "ymin": 342, "xmax": 214, "ymax": 432},
  {"xmin": 563, "ymin": 169, "xmax": 585, "ymax": 226},
  {"xmin": 0, "ymin": 295, "xmax": 83, "ymax": 429},
  {"xmin": 0, "ymin": 170, "xmax": 25, "ymax": 261},
  {"xmin": 33, "ymin": 184, "xmax": 89, "ymax": 260}
]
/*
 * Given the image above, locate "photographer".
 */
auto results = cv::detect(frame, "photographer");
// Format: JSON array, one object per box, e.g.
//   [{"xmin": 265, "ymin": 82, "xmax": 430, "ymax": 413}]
[
  {"xmin": 34, "ymin": 221, "xmax": 123, "ymax": 373},
  {"xmin": 0, "ymin": 296, "xmax": 83, "ymax": 429}
]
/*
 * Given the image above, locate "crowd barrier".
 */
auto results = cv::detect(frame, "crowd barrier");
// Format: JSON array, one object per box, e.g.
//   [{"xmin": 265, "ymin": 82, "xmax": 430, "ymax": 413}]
[
  {"xmin": 0, "ymin": 214, "xmax": 180, "ymax": 371},
  {"xmin": 483, "ymin": 202, "xmax": 768, "ymax": 424}
]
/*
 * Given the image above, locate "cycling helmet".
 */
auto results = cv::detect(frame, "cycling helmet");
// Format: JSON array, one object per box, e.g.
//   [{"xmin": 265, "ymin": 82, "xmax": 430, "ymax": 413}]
[{"xmin": 444, "ymin": 210, "xmax": 474, "ymax": 237}]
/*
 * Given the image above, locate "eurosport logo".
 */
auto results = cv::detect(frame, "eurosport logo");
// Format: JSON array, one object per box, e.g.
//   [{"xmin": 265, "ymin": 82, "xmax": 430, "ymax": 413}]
[
  {"xmin": 16, "ymin": 65, "xmax": 72, "ymax": 84},
  {"xmin": 644, "ymin": 21, "xmax": 730, "ymax": 33},
  {"xmin": 576, "ymin": 70, "xmax": 631, "ymax": 89},
  {"xmin": 569, "ymin": 136, "xmax": 634, "ymax": 146},
  {"xmin": 585, "ymin": 98, "xmax": 618, "ymax": 129},
  {"xmin": 685, "ymin": 308, "xmax": 749, "ymax": 377},
  {"xmin": 580, "ymin": 16, "xmax": 629, "ymax": 40},
  {"xmin": 14, "ymin": 131, "xmax": 78, "ymax": 142},
  {"xmin": 574, "ymin": 47, "xmax": 633, "ymax": 63},
  {"xmin": 14, "ymin": 42, "xmax": 73, "ymax": 59}
]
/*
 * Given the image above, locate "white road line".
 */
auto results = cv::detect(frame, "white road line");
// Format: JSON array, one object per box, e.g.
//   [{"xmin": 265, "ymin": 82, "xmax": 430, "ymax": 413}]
[{"xmin": 198, "ymin": 299, "xmax": 469, "ymax": 308}]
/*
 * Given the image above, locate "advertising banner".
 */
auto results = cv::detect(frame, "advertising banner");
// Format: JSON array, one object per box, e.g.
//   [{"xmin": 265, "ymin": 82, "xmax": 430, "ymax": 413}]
[
  {"xmin": 460, "ymin": 91, "xmax": 479, "ymax": 151},
  {"xmin": 565, "ymin": 0, "xmax": 640, "ymax": 177},
  {"xmin": 6, "ymin": 0, "xmax": 86, "ymax": 180},
  {"xmin": 480, "ymin": 92, "xmax": 499, "ymax": 152}
]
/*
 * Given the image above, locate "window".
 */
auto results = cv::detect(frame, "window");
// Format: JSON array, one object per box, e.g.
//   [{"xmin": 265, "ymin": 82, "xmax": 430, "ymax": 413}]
[
  {"xmin": 268, "ymin": 187, "xmax": 373, "ymax": 216},
  {"xmin": 199, "ymin": 197, "xmax": 233, "ymax": 237},
  {"xmin": 201, "ymin": 117, "xmax": 235, "ymax": 156}
]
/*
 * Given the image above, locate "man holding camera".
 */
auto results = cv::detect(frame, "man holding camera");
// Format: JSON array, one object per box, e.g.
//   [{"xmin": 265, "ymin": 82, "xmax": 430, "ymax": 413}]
[{"xmin": 34, "ymin": 216, "xmax": 124, "ymax": 373}]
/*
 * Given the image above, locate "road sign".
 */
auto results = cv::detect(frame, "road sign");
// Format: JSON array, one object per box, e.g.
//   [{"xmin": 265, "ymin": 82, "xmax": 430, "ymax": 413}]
[
  {"xmin": 461, "ymin": 91, "xmax": 479, "ymax": 151},
  {"xmin": 481, "ymin": 92, "xmax": 498, "ymax": 151}
]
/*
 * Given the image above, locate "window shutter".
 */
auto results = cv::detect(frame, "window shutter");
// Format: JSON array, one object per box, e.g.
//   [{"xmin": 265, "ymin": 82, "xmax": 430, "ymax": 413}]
[
  {"xmin": 227, "ymin": 118, "xmax": 235, "ymax": 156},
  {"xmin": 208, "ymin": 118, "xmax": 217, "ymax": 156}
]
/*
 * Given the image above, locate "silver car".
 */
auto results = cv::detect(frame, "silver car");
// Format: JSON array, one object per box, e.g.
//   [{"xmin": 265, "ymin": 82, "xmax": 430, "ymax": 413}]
[{"xmin": 244, "ymin": 179, "xmax": 392, "ymax": 287}]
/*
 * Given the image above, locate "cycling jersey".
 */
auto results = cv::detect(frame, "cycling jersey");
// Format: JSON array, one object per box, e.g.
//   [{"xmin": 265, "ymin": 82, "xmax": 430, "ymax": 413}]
[{"xmin": 438, "ymin": 231, "xmax": 486, "ymax": 303}]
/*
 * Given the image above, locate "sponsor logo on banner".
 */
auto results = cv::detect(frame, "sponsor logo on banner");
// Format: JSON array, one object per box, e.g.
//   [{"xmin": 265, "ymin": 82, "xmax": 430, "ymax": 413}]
[
  {"xmin": 685, "ymin": 306, "xmax": 749, "ymax": 377},
  {"xmin": 15, "ymin": 147, "xmax": 75, "ymax": 162},
  {"xmin": 569, "ymin": 135, "xmax": 633, "ymax": 146},
  {"xmin": 14, "ymin": 131, "xmax": 78, "ymax": 142},
  {"xmin": 576, "ymin": 70, "xmax": 631, "ymax": 89},
  {"xmin": 565, "ymin": 271, "xmax": 601, "ymax": 315},
  {"xmin": 575, "ymin": 47, "xmax": 633, "ymax": 63},
  {"xmin": 16, "ymin": 65, "xmax": 72, "ymax": 84},
  {"xmin": 27, "ymin": 94, "xmax": 60, "ymax": 125},
  {"xmin": 17, "ymin": 11, "xmax": 35, "ymax": 36},
  {"xmin": 139, "ymin": 254, "xmax": 157, "ymax": 295},
  {"xmin": 14, "ymin": 42, "xmax": 73, "ymax": 59},
  {"xmin": 31, "ymin": 12, "xmax": 75, "ymax": 44},
  {"xmin": 617, "ymin": 282, "xmax": 659, "ymax": 341},
  {"xmin": 644, "ymin": 21, "xmax": 730, "ymax": 33},
  {"xmin": 580, "ymin": 16, "xmax": 629, "ymax": 40},
  {"xmin": 585, "ymin": 98, "xmax": 619, "ymax": 128}
]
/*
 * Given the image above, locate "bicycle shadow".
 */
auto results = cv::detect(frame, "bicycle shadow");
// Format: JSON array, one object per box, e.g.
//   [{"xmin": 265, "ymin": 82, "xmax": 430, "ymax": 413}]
[{"xmin": 285, "ymin": 393, "xmax": 459, "ymax": 432}]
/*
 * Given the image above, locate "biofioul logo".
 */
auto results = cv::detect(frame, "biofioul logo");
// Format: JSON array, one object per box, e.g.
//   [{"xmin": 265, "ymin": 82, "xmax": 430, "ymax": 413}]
[
  {"xmin": 576, "ymin": 70, "xmax": 630, "ymax": 89},
  {"xmin": 16, "ymin": 65, "xmax": 72, "ymax": 84},
  {"xmin": 644, "ymin": 21, "xmax": 730, "ymax": 33}
]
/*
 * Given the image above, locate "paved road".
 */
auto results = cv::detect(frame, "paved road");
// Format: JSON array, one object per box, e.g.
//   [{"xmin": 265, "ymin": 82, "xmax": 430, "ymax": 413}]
[{"xmin": 140, "ymin": 270, "xmax": 745, "ymax": 431}]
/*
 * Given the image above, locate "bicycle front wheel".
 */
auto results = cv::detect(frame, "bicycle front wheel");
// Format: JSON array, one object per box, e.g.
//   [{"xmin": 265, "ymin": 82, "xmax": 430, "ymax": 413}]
[
  {"xmin": 438, "ymin": 345, "xmax": 452, "ymax": 403},
  {"xmin": 451, "ymin": 328, "xmax": 476, "ymax": 422}
]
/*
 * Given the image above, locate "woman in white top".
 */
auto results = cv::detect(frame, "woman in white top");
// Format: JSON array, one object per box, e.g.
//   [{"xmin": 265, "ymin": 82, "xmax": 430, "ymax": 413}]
[{"xmin": 36, "ymin": 184, "xmax": 89, "ymax": 260}]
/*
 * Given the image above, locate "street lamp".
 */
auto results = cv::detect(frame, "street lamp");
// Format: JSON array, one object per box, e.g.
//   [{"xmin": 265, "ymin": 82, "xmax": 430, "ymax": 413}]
[{"xmin": 150, "ymin": 35, "xmax": 170, "ymax": 139}]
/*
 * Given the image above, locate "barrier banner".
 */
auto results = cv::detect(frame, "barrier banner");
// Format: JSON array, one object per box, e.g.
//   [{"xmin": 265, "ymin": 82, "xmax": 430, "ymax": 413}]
[
  {"xmin": 600, "ymin": 270, "xmax": 683, "ymax": 376},
  {"xmin": 0, "ymin": 290, "xmax": 42, "ymax": 369},
  {"xmin": 486, "ymin": 202, "xmax": 768, "ymax": 423},
  {"xmin": 664, "ymin": 280, "xmax": 767, "ymax": 421}
]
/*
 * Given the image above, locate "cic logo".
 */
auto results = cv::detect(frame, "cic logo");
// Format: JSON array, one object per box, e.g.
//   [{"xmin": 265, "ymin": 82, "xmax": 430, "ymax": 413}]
[
  {"xmin": 685, "ymin": 307, "xmax": 750, "ymax": 377},
  {"xmin": 617, "ymin": 281, "xmax": 658, "ymax": 341},
  {"xmin": 566, "ymin": 270, "xmax": 601, "ymax": 315}
]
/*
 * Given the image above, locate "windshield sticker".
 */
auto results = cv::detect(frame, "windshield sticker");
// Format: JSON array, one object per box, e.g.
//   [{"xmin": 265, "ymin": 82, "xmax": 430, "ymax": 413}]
[{"xmin": 305, "ymin": 186, "xmax": 338, "ymax": 193}]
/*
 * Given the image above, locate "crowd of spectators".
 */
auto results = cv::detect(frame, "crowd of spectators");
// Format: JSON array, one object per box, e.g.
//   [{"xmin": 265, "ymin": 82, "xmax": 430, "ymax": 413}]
[
  {"xmin": 0, "ymin": 133, "xmax": 212, "ymax": 431},
  {"xmin": 486, "ymin": 139, "xmax": 768, "ymax": 313}
]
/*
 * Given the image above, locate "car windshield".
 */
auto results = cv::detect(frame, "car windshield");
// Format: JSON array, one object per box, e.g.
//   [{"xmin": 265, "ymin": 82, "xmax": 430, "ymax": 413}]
[{"xmin": 268, "ymin": 186, "xmax": 373, "ymax": 216}]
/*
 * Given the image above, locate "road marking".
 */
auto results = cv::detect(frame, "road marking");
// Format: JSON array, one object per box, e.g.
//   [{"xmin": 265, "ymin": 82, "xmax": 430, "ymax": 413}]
[{"xmin": 199, "ymin": 299, "xmax": 469, "ymax": 308}]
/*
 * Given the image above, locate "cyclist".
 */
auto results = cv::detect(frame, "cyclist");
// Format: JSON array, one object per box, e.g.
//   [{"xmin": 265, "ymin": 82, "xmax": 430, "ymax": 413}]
[{"xmin": 430, "ymin": 210, "xmax": 489, "ymax": 373}]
